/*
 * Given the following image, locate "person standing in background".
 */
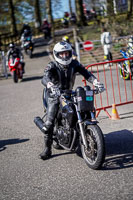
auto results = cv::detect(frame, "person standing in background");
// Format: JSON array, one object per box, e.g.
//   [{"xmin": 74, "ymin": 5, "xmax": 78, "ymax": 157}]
[{"xmin": 101, "ymin": 27, "xmax": 113, "ymax": 66}]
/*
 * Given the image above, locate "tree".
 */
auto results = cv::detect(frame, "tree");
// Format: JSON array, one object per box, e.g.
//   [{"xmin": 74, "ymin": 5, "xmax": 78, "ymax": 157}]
[
  {"xmin": 8, "ymin": 0, "xmax": 17, "ymax": 34},
  {"xmin": 106, "ymin": 0, "xmax": 115, "ymax": 25},
  {"xmin": 75, "ymin": 0, "xmax": 86, "ymax": 26},
  {"xmin": 46, "ymin": 0, "xmax": 54, "ymax": 37},
  {"xmin": 106, "ymin": 0, "xmax": 114, "ymax": 16},
  {"xmin": 69, "ymin": 0, "xmax": 72, "ymax": 17},
  {"xmin": 34, "ymin": 0, "xmax": 42, "ymax": 29},
  {"xmin": 127, "ymin": 0, "xmax": 133, "ymax": 19}
]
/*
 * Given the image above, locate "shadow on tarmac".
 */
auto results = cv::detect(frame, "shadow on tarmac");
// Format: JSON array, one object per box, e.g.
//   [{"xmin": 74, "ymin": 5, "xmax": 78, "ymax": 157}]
[
  {"xmin": 103, "ymin": 129, "xmax": 133, "ymax": 170},
  {"xmin": 51, "ymin": 151, "xmax": 74, "ymax": 159},
  {"xmin": 22, "ymin": 76, "xmax": 43, "ymax": 82},
  {"xmin": 0, "ymin": 138, "xmax": 29, "ymax": 152},
  {"xmin": 31, "ymin": 51, "xmax": 49, "ymax": 58},
  {"xmin": 33, "ymin": 37, "xmax": 51, "ymax": 48}
]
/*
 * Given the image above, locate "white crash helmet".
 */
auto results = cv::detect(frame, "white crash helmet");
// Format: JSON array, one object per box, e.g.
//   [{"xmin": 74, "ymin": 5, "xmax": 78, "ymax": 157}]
[
  {"xmin": 9, "ymin": 43, "xmax": 15, "ymax": 49},
  {"xmin": 53, "ymin": 41, "xmax": 72, "ymax": 65}
]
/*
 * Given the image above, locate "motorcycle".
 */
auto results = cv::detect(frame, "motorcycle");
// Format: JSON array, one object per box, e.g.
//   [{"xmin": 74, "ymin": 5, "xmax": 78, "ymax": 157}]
[
  {"xmin": 61, "ymin": 18, "xmax": 69, "ymax": 28},
  {"xmin": 42, "ymin": 27, "xmax": 51, "ymax": 39},
  {"xmin": 34, "ymin": 85, "xmax": 105, "ymax": 170},
  {"xmin": 23, "ymin": 36, "xmax": 34, "ymax": 58},
  {"xmin": 8, "ymin": 57, "xmax": 23, "ymax": 83},
  {"xmin": 118, "ymin": 50, "xmax": 133, "ymax": 80}
]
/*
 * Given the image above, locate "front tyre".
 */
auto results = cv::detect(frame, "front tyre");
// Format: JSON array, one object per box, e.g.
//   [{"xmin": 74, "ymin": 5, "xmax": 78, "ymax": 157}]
[
  {"xmin": 81, "ymin": 125, "xmax": 105, "ymax": 170},
  {"xmin": 119, "ymin": 63, "xmax": 130, "ymax": 80},
  {"xmin": 13, "ymin": 70, "xmax": 18, "ymax": 83}
]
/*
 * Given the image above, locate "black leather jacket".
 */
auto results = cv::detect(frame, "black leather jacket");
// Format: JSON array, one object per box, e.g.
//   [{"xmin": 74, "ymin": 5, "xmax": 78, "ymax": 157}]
[
  {"xmin": 7, "ymin": 48, "xmax": 24, "ymax": 61},
  {"xmin": 42, "ymin": 59, "xmax": 96, "ymax": 90}
]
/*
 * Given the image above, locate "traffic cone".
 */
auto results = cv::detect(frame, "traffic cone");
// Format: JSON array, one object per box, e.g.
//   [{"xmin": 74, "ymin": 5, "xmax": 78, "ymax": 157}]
[{"xmin": 111, "ymin": 104, "xmax": 120, "ymax": 120}]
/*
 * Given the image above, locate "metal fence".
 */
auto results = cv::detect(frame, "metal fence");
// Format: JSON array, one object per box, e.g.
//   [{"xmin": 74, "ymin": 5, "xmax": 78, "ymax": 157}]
[
  {"xmin": 82, "ymin": 58, "xmax": 133, "ymax": 118},
  {"xmin": 0, "ymin": 51, "xmax": 8, "ymax": 79}
]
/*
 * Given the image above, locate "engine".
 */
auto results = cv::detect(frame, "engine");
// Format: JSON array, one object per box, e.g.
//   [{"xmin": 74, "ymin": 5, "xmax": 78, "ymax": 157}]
[{"xmin": 56, "ymin": 118, "xmax": 72, "ymax": 147}]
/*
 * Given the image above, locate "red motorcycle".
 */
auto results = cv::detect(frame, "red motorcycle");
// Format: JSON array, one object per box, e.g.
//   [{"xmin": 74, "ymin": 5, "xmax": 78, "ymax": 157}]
[{"xmin": 8, "ymin": 57, "xmax": 23, "ymax": 83}]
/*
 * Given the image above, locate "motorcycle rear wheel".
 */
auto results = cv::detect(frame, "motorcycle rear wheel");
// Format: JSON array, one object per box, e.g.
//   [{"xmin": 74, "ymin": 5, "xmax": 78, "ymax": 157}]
[
  {"xmin": 27, "ymin": 50, "xmax": 32, "ymax": 58},
  {"xmin": 81, "ymin": 125, "xmax": 105, "ymax": 170},
  {"xmin": 13, "ymin": 71, "xmax": 18, "ymax": 83}
]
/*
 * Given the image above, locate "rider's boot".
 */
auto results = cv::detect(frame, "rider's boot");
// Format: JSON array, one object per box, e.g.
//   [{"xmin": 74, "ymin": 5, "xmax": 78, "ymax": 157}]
[{"xmin": 39, "ymin": 134, "xmax": 53, "ymax": 160}]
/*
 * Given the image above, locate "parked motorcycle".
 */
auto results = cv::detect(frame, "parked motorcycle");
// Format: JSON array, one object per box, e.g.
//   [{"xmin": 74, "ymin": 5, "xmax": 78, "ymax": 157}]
[
  {"xmin": 8, "ymin": 57, "xmax": 23, "ymax": 83},
  {"xmin": 34, "ymin": 85, "xmax": 105, "ymax": 170},
  {"xmin": 23, "ymin": 36, "xmax": 34, "ymax": 58},
  {"xmin": 118, "ymin": 50, "xmax": 133, "ymax": 80}
]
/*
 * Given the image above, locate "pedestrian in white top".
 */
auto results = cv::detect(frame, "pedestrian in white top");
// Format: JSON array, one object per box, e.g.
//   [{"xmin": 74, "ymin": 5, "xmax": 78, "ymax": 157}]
[{"xmin": 101, "ymin": 27, "xmax": 113, "ymax": 65}]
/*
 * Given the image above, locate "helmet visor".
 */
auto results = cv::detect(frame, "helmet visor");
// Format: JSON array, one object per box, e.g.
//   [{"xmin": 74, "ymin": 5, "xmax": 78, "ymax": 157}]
[{"xmin": 57, "ymin": 50, "xmax": 72, "ymax": 61}]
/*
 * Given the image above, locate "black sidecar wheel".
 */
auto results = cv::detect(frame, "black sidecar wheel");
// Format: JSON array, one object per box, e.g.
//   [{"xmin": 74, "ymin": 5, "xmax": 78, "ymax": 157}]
[{"xmin": 81, "ymin": 125, "xmax": 105, "ymax": 170}]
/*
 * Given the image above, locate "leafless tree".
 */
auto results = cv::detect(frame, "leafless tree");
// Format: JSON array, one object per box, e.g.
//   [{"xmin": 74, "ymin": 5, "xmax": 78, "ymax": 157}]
[
  {"xmin": 46, "ymin": 0, "xmax": 54, "ymax": 37},
  {"xmin": 8, "ymin": 0, "xmax": 17, "ymax": 34},
  {"xmin": 106, "ymin": 0, "xmax": 114, "ymax": 16},
  {"xmin": 34, "ymin": 0, "xmax": 42, "ymax": 29},
  {"xmin": 75, "ymin": 0, "xmax": 86, "ymax": 26},
  {"xmin": 127, "ymin": 0, "xmax": 133, "ymax": 19},
  {"xmin": 69, "ymin": 0, "xmax": 72, "ymax": 16}
]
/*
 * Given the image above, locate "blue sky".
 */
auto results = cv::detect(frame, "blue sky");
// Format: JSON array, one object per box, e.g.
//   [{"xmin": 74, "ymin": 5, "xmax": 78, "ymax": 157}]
[{"xmin": 52, "ymin": 0, "xmax": 76, "ymax": 19}]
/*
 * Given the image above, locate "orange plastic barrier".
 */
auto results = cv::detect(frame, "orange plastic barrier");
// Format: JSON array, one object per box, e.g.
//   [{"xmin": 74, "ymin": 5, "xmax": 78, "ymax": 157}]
[{"xmin": 83, "ymin": 58, "xmax": 133, "ymax": 118}]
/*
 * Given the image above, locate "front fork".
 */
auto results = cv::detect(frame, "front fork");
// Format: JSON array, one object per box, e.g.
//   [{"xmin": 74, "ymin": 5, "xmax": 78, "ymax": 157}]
[{"xmin": 75, "ymin": 104, "xmax": 88, "ymax": 148}]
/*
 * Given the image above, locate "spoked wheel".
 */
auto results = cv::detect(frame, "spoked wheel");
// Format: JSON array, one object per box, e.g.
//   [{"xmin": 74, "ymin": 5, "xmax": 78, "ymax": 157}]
[
  {"xmin": 119, "ymin": 63, "xmax": 130, "ymax": 80},
  {"xmin": 81, "ymin": 125, "xmax": 105, "ymax": 170}
]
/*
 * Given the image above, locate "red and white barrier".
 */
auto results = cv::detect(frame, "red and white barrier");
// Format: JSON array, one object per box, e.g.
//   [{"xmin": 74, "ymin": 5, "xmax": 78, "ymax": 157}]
[{"xmin": 83, "ymin": 58, "xmax": 133, "ymax": 118}]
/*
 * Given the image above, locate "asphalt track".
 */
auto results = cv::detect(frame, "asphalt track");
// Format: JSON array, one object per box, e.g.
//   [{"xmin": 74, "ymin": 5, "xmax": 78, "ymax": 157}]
[{"xmin": 0, "ymin": 37, "xmax": 133, "ymax": 200}]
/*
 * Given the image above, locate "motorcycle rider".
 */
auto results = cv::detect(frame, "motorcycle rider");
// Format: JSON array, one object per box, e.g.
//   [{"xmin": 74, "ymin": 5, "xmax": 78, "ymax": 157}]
[
  {"xmin": 41, "ymin": 18, "xmax": 51, "ymax": 39},
  {"xmin": 70, "ymin": 12, "xmax": 77, "ymax": 24},
  {"xmin": 6, "ymin": 43, "xmax": 25, "ymax": 73},
  {"xmin": 20, "ymin": 23, "xmax": 32, "ymax": 47},
  {"xmin": 36, "ymin": 41, "xmax": 105, "ymax": 160},
  {"xmin": 20, "ymin": 23, "xmax": 32, "ymax": 36},
  {"xmin": 61, "ymin": 12, "xmax": 69, "ymax": 28}
]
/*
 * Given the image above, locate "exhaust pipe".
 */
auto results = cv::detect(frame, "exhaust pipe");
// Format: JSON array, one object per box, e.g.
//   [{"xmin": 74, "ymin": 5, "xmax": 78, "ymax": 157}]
[{"xmin": 34, "ymin": 116, "xmax": 45, "ymax": 134}]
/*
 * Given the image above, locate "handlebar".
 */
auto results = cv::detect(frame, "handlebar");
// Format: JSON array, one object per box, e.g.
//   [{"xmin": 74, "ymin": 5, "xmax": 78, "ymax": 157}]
[{"xmin": 60, "ymin": 87, "xmax": 104, "ymax": 97}]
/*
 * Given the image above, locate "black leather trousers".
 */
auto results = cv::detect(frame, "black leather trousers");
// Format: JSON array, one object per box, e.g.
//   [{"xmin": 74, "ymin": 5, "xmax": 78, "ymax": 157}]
[{"xmin": 43, "ymin": 90, "xmax": 59, "ymax": 134}]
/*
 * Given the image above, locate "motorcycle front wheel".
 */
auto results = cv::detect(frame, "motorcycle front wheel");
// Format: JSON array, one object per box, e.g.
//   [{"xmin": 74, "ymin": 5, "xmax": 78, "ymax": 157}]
[
  {"xmin": 119, "ymin": 63, "xmax": 130, "ymax": 80},
  {"xmin": 81, "ymin": 125, "xmax": 105, "ymax": 170},
  {"xmin": 13, "ymin": 70, "xmax": 18, "ymax": 83}
]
